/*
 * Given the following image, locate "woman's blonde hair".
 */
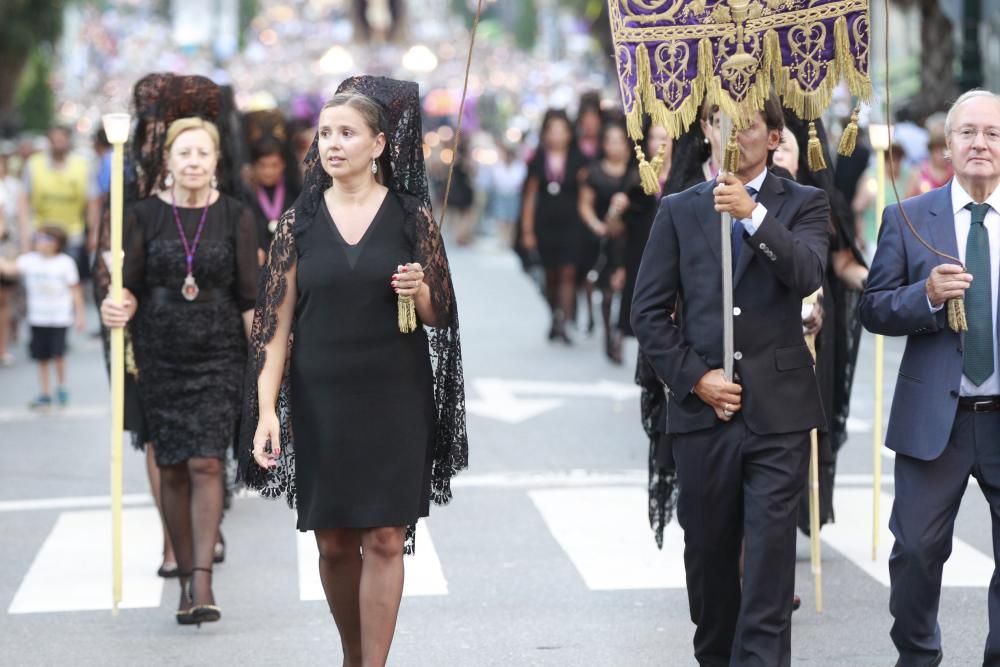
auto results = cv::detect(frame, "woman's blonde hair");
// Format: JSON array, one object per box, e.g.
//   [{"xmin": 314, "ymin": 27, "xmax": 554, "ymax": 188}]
[{"xmin": 164, "ymin": 117, "xmax": 221, "ymax": 153}]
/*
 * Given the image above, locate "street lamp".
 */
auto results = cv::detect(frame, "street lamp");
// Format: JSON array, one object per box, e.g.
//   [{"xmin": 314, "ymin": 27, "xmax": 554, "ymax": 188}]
[{"xmin": 102, "ymin": 111, "xmax": 130, "ymax": 614}]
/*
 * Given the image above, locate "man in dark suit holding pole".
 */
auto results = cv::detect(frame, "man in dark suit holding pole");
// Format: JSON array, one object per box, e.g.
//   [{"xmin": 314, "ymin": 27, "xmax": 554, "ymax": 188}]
[
  {"xmin": 860, "ymin": 89, "xmax": 1000, "ymax": 667},
  {"xmin": 631, "ymin": 95, "xmax": 830, "ymax": 667}
]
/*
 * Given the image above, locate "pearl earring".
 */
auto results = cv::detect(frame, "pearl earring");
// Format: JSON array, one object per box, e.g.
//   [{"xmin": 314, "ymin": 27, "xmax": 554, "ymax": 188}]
[
  {"xmin": 211, "ymin": 175, "xmax": 218, "ymax": 189},
  {"xmin": 164, "ymin": 172, "xmax": 174, "ymax": 188},
  {"xmin": 372, "ymin": 159, "xmax": 378, "ymax": 175}
]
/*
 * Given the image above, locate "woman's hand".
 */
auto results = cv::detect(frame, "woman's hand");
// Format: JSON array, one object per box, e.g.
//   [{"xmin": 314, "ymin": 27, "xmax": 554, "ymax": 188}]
[
  {"xmin": 100, "ymin": 288, "xmax": 137, "ymax": 328},
  {"xmin": 253, "ymin": 411, "xmax": 281, "ymax": 469},
  {"xmin": 392, "ymin": 263, "xmax": 425, "ymax": 297},
  {"xmin": 521, "ymin": 230, "xmax": 537, "ymax": 250},
  {"xmin": 608, "ymin": 192, "xmax": 629, "ymax": 218}
]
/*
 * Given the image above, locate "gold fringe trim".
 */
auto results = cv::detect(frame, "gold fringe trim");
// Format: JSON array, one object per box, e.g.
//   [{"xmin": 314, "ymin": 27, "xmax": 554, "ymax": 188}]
[
  {"xmin": 398, "ymin": 295, "xmax": 417, "ymax": 333},
  {"xmin": 807, "ymin": 121, "xmax": 827, "ymax": 172},
  {"xmin": 838, "ymin": 105, "xmax": 860, "ymax": 157},
  {"xmin": 834, "ymin": 14, "xmax": 874, "ymax": 101},
  {"xmin": 948, "ymin": 298, "xmax": 968, "ymax": 333}
]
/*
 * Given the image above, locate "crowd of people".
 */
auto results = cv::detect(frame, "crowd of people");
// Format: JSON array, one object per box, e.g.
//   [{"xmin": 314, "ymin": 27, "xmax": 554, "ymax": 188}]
[{"xmin": 3, "ymin": 47, "xmax": 1000, "ymax": 664}]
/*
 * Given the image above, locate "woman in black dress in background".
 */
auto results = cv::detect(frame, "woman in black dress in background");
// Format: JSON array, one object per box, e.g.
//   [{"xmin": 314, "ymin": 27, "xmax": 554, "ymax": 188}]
[
  {"xmin": 578, "ymin": 120, "xmax": 633, "ymax": 363},
  {"xmin": 240, "ymin": 76, "xmax": 466, "ymax": 667},
  {"xmin": 520, "ymin": 109, "xmax": 586, "ymax": 343},
  {"xmin": 100, "ymin": 117, "xmax": 258, "ymax": 625}
]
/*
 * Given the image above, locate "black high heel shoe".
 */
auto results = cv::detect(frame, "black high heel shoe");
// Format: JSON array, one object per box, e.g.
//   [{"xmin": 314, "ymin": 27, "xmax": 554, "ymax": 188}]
[
  {"xmin": 175, "ymin": 572, "xmax": 196, "ymax": 625},
  {"xmin": 189, "ymin": 567, "xmax": 221, "ymax": 626}
]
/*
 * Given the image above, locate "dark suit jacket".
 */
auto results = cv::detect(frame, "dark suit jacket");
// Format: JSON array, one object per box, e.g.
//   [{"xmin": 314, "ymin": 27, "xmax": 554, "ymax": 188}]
[
  {"xmin": 630, "ymin": 172, "xmax": 829, "ymax": 435},
  {"xmin": 859, "ymin": 184, "xmax": 972, "ymax": 461}
]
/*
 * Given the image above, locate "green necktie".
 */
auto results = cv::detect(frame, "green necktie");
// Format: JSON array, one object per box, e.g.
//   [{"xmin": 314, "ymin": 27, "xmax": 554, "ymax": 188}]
[{"xmin": 964, "ymin": 202, "xmax": 994, "ymax": 386}]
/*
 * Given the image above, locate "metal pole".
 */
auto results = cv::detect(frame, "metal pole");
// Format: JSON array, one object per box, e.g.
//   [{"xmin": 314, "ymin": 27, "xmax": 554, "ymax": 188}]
[
  {"xmin": 804, "ymin": 291, "xmax": 822, "ymax": 612},
  {"xmin": 720, "ymin": 113, "xmax": 735, "ymax": 381},
  {"xmin": 872, "ymin": 145, "xmax": 887, "ymax": 561}
]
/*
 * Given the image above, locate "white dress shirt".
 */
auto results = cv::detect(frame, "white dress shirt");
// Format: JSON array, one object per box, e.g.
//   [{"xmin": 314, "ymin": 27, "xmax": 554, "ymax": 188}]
[
  {"xmin": 939, "ymin": 180, "xmax": 1000, "ymax": 396},
  {"xmin": 734, "ymin": 167, "xmax": 769, "ymax": 235}
]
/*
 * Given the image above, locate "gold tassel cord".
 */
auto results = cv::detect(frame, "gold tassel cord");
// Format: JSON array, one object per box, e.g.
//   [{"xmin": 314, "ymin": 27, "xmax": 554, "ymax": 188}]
[
  {"xmin": 807, "ymin": 121, "xmax": 827, "ymax": 172},
  {"xmin": 398, "ymin": 295, "xmax": 417, "ymax": 334},
  {"xmin": 723, "ymin": 126, "xmax": 741, "ymax": 174},
  {"xmin": 636, "ymin": 140, "xmax": 667, "ymax": 194},
  {"xmin": 948, "ymin": 297, "xmax": 968, "ymax": 333},
  {"xmin": 838, "ymin": 105, "xmax": 860, "ymax": 157}
]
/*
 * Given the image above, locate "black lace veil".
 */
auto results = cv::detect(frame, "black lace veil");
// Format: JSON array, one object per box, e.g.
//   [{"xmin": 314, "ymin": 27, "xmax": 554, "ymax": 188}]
[{"xmin": 237, "ymin": 76, "xmax": 467, "ymax": 552}]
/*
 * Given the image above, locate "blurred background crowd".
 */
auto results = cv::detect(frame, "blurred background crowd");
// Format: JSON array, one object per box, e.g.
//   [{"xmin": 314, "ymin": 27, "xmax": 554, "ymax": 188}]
[{"xmin": 0, "ymin": 0, "xmax": 998, "ymax": 371}]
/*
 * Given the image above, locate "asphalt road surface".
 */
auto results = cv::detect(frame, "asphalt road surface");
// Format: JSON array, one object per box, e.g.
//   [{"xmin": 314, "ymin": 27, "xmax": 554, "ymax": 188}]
[{"xmin": 0, "ymin": 241, "xmax": 995, "ymax": 666}]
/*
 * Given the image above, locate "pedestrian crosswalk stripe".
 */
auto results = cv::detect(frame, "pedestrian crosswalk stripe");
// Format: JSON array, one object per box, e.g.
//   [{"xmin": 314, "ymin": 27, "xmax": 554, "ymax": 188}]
[
  {"xmin": 528, "ymin": 487, "xmax": 687, "ymax": 590},
  {"xmin": 821, "ymin": 488, "xmax": 993, "ymax": 587},
  {"xmin": 8, "ymin": 507, "xmax": 164, "ymax": 614},
  {"xmin": 296, "ymin": 522, "xmax": 448, "ymax": 600}
]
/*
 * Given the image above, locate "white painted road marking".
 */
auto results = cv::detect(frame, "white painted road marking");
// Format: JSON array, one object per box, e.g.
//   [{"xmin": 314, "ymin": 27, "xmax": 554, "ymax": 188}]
[
  {"xmin": 0, "ymin": 404, "xmax": 108, "ymax": 423},
  {"xmin": 528, "ymin": 486, "xmax": 686, "ymax": 590},
  {"xmin": 297, "ymin": 522, "xmax": 448, "ymax": 599},
  {"xmin": 466, "ymin": 378, "xmax": 640, "ymax": 424},
  {"xmin": 821, "ymin": 488, "xmax": 993, "ymax": 587},
  {"xmin": 8, "ymin": 507, "xmax": 164, "ymax": 614}
]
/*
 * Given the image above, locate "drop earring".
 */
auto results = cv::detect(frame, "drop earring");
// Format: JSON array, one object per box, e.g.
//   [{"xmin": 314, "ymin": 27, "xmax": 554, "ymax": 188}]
[
  {"xmin": 164, "ymin": 171, "xmax": 174, "ymax": 188},
  {"xmin": 372, "ymin": 159, "xmax": 378, "ymax": 175},
  {"xmin": 211, "ymin": 175, "xmax": 219, "ymax": 189}
]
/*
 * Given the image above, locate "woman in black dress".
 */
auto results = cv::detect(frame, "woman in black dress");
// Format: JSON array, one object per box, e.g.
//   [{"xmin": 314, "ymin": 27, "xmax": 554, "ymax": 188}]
[
  {"xmin": 578, "ymin": 120, "xmax": 634, "ymax": 364},
  {"xmin": 521, "ymin": 109, "xmax": 587, "ymax": 343},
  {"xmin": 243, "ymin": 135, "xmax": 299, "ymax": 263},
  {"xmin": 100, "ymin": 117, "xmax": 258, "ymax": 625},
  {"xmin": 239, "ymin": 76, "xmax": 466, "ymax": 667}
]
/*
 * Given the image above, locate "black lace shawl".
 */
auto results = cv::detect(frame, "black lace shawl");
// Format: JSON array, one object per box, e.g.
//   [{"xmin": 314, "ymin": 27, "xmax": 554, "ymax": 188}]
[{"xmin": 236, "ymin": 76, "xmax": 467, "ymax": 553}]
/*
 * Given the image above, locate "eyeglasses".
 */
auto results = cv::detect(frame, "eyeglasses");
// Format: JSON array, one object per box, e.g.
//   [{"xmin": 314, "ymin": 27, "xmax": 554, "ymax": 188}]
[{"xmin": 951, "ymin": 126, "xmax": 1000, "ymax": 144}]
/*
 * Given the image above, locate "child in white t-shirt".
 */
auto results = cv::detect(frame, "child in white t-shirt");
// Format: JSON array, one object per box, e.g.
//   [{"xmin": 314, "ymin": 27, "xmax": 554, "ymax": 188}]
[{"xmin": 0, "ymin": 225, "xmax": 85, "ymax": 407}]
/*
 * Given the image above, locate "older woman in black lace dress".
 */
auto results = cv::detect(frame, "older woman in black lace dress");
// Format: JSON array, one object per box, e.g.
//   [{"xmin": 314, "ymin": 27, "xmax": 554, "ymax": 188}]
[{"xmin": 100, "ymin": 117, "xmax": 258, "ymax": 626}]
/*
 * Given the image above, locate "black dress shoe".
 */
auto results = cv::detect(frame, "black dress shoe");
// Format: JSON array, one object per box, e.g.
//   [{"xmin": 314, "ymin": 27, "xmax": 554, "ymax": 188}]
[{"xmin": 894, "ymin": 650, "xmax": 943, "ymax": 667}]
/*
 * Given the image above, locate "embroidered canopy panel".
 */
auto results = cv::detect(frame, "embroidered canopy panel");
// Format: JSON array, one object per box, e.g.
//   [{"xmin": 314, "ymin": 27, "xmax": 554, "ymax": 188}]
[{"xmin": 609, "ymin": 0, "xmax": 872, "ymax": 140}]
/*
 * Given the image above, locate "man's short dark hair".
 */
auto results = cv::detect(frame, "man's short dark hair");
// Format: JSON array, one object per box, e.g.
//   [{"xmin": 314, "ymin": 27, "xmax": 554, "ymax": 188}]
[{"xmin": 762, "ymin": 93, "xmax": 785, "ymax": 133}]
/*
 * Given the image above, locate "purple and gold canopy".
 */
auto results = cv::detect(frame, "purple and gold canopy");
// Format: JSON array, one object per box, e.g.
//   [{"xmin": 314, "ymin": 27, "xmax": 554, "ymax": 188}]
[{"xmin": 609, "ymin": 0, "xmax": 872, "ymax": 141}]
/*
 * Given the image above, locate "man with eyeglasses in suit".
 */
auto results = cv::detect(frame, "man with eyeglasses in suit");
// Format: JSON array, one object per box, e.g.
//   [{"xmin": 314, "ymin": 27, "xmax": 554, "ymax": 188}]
[{"xmin": 861, "ymin": 89, "xmax": 1000, "ymax": 667}]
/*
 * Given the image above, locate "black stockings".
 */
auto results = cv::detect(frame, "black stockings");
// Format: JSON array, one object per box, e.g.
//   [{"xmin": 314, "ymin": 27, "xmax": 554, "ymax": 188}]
[
  {"xmin": 544, "ymin": 265, "xmax": 576, "ymax": 341},
  {"xmin": 160, "ymin": 456, "xmax": 224, "ymax": 608}
]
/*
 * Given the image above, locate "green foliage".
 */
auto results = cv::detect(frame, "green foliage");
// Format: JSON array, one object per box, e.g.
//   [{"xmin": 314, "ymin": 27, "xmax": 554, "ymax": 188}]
[
  {"xmin": 0, "ymin": 0, "xmax": 65, "ymax": 56},
  {"xmin": 16, "ymin": 49, "xmax": 54, "ymax": 133},
  {"xmin": 515, "ymin": 0, "xmax": 538, "ymax": 50}
]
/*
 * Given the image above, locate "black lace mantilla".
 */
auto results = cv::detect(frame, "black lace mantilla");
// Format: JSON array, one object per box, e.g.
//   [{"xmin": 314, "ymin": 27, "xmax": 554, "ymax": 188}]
[{"xmin": 236, "ymin": 76, "xmax": 467, "ymax": 553}]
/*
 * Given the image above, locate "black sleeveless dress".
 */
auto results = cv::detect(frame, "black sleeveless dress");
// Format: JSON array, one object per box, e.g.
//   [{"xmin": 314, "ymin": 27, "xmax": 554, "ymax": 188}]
[
  {"xmin": 123, "ymin": 195, "xmax": 259, "ymax": 466},
  {"xmin": 291, "ymin": 191, "xmax": 435, "ymax": 530}
]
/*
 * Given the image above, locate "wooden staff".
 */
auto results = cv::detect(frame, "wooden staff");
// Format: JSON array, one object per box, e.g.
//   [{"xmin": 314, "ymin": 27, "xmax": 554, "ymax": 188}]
[{"xmin": 102, "ymin": 112, "xmax": 130, "ymax": 613}]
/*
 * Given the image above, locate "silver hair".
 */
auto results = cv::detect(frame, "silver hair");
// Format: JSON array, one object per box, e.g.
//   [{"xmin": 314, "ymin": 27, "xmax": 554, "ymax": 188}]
[{"xmin": 944, "ymin": 89, "xmax": 1000, "ymax": 134}]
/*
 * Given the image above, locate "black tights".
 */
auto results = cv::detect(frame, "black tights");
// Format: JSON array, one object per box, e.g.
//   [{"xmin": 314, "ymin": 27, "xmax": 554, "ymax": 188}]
[
  {"xmin": 544, "ymin": 264, "xmax": 576, "ymax": 332},
  {"xmin": 160, "ymin": 456, "xmax": 224, "ymax": 607}
]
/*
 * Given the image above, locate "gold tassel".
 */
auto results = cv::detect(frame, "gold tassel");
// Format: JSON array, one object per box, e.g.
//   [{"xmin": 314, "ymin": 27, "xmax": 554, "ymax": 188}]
[
  {"xmin": 838, "ymin": 105, "xmax": 860, "ymax": 157},
  {"xmin": 723, "ymin": 126, "xmax": 740, "ymax": 174},
  {"xmin": 398, "ymin": 294, "xmax": 417, "ymax": 333},
  {"xmin": 948, "ymin": 297, "xmax": 968, "ymax": 333},
  {"xmin": 124, "ymin": 328, "xmax": 138, "ymax": 378},
  {"xmin": 807, "ymin": 121, "xmax": 827, "ymax": 172},
  {"xmin": 636, "ymin": 140, "xmax": 666, "ymax": 194}
]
